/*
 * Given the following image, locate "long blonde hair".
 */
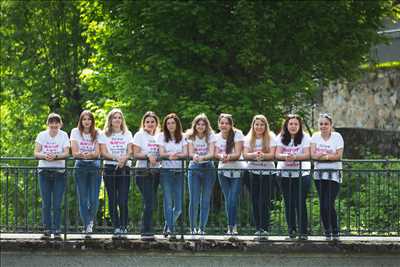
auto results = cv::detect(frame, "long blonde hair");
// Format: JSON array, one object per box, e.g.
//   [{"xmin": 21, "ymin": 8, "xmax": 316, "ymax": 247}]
[
  {"xmin": 186, "ymin": 113, "xmax": 214, "ymax": 142},
  {"xmin": 103, "ymin": 108, "xmax": 128, "ymax": 137},
  {"xmin": 246, "ymin": 114, "xmax": 271, "ymax": 153}
]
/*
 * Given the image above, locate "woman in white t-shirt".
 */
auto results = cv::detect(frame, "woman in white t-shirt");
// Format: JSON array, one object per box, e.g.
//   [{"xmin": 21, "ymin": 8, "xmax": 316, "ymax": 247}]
[
  {"xmin": 158, "ymin": 113, "xmax": 188, "ymax": 239},
  {"xmin": 186, "ymin": 113, "xmax": 216, "ymax": 236},
  {"xmin": 133, "ymin": 111, "xmax": 161, "ymax": 240},
  {"xmin": 34, "ymin": 113, "xmax": 70, "ymax": 240},
  {"xmin": 99, "ymin": 109, "xmax": 133, "ymax": 236},
  {"xmin": 243, "ymin": 114, "xmax": 276, "ymax": 238},
  {"xmin": 275, "ymin": 114, "xmax": 311, "ymax": 240},
  {"xmin": 70, "ymin": 110, "xmax": 101, "ymax": 237},
  {"xmin": 214, "ymin": 113, "xmax": 244, "ymax": 236},
  {"xmin": 311, "ymin": 113, "xmax": 344, "ymax": 241}
]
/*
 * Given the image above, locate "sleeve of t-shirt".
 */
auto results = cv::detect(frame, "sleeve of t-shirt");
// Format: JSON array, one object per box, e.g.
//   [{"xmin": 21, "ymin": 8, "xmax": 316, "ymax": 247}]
[
  {"xmin": 35, "ymin": 132, "xmax": 45, "ymax": 145},
  {"xmin": 208, "ymin": 133, "xmax": 216, "ymax": 143},
  {"xmin": 269, "ymin": 132, "xmax": 277, "ymax": 147},
  {"xmin": 275, "ymin": 134, "xmax": 283, "ymax": 147},
  {"xmin": 156, "ymin": 133, "xmax": 165, "ymax": 147},
  {"xmin": 132, "ymin": 131, "xmax": 143, "ymax": 147},
  {"xmin": 303, "ymin": 134, "xmax": 311, "ymax": 148},
  {"xmin": 70, "ymin": 128, "xmax": 79, "ymax": 141},
  {"xmin": 310, "ymin": 133, "xmax": 319, "ymax": 144},
  {"xmin": 243, "ymin": 136, "xmax": 251, "ymax": 148},
  {"xmin": 234, "ymin": 130, "xmax": 244, "ymax": 142},
  {"xmin": 62, "ymin": 131, "xmax": 70, "ymax": 148},
  {"xmin": 98, "ymin": 132, "xmax": 107, "ymax": 144},
  {"xmin": 335, "ymin": 133, "xmax": 344, "ymax": 149},
  {"xmin": 126, "ymin": 130, "xmax": 134, "ymax": 144}
]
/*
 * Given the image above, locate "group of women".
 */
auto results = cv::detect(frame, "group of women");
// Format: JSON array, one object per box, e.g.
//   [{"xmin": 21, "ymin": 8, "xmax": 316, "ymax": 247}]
[{"xmin": 34, "ymin": 109, "xmax": 343, "ymax": 241}]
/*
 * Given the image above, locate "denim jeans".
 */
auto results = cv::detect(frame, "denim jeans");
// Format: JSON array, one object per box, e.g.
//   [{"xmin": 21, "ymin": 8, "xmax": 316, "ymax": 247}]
[
  {"xmin": 135, "ymin": 171, "xmax": 160, "ymax": 234},
  {"xmin": 314, "ymin": 179, "xmax": 340, "ymax": 235},
  {"xmin": 38, "ymin": 170, "xmax": 66, "ymax": 232},
  {"xmin": 103, "ymin": 165, "xmax": 130, "ymax": 229},
  {"xmin": 188, "ymin": 161, "xmax": 216, "ymax": 231},
  {"xmin": 218, "ymin": 174, "xmax": 241, "ymax": 227},
  {"xmin": 74, "ymin": 160, "xmax": 101, "ymax": 228},
  {"xmin": 248, "ymin": 173, "xmax": 275, "ymax": 231},
  {"xmin": 160, "ymin": 170, "xmax": 184, "ymax": 232},
  {"xmin": 280, "ymin": 175, "xmax": 311, "ymax": 235}
]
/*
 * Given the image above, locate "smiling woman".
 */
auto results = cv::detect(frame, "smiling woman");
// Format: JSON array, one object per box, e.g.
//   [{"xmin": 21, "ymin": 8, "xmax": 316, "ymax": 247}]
[{"xmin": 33, "ymin": 113, "xmax": 70, "ymax": 240}]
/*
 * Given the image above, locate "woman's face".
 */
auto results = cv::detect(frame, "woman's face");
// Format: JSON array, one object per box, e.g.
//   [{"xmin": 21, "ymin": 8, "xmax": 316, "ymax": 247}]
[
  {"xmin": 218, "ymin": 118, "xmax": 232, "ymax": 134},
  {"xmin": 287, "ymin": 118, "xmax": 300, "ymax": 136},
  {"xmin": 48, "ymin": 121, "xmax": 61, "ymax": 133},
  {"xmin": 319, "ymin": 118, "xmax": 332, "ymax": 134},
  {"xmin": 111, "ymin": 112, "xmax": 122, "ymax": 130},
  {"xmin": 81, "ymin": 115, "xmax": 92, "ymax": 130},
  {"xmin": 253, "ymin": 119, "xmax": 266, "ymax": 137},
  {"xmin": 166, "ymin": 118, "xmax": 177, "ymax": 134},
  {"xmin": 195, "ymin": 119, "xmax": 206, "ymax": 135},
  {"xmin": 144, "ymin": 116, "xmax": 157, "ymax": 134}
]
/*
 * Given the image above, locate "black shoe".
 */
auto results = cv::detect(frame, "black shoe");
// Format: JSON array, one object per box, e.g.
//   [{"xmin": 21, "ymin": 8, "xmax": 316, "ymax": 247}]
[
  {"xmin": 53, "ymin": 231, "xmax": 62, "ymax": 240},
  {"xmin": 40, "ymin": 230, "xmax": 51, "ymax": 240},
  {"xmin": 298, "ymin": 235, "xmax": 308, "ymax": 241},
  {"xmin": 332, "ymin": 233, "xmax": 340, "ymax": 241}
]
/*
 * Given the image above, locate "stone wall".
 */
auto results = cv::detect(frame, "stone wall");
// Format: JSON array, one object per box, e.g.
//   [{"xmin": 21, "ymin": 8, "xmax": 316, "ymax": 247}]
[
  {"xmin": 315, "ymin": 68, "xmax": 400, "ymax": 130},
  {"xmin": 335, "ymin": 127, "xmax": 400, "ymax": 158}
]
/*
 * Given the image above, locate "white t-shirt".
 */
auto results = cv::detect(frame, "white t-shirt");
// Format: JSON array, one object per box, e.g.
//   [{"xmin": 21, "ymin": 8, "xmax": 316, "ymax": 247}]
[
  {"xmin": 215, "ymin": 131, "xmax": 245, "ymax": 178},
  {"xmin": 244, "ymin": 132, "xmax": 277, "ymax": 175},
  {"xmin": 70, "ymin": 128, "xmax": 99, "ymax": 162},
  {"xmin": 157, "ymin": 133, "xmax": 188, "ymax": 169},
  {"xmin": 187, "ymin": 133, "xmax": 216, "ymax": 163},
  {"xmin": 276, "ymin": 133, "xmax": 311, "ymax": 177},
  {"xmin": 98, "ymin": 130, "xmax": 133, "ymax": 166},
  {"xmin": 133, "ymin": 129, "xmax": 160, "ymax": 168},
  {"xmin": 35, "ymin": 130, "xmax": 70, "ymax": 170},
  {"xmin": 311, "ymin": 132, "xmax": 344, "ymax": 183}
]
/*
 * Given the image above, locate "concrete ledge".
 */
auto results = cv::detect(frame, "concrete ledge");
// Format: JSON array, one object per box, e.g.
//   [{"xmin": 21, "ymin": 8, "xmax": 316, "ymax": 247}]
[{"xmin": 1, "ymin": 234, "xmax": 400, "ymax": 255}]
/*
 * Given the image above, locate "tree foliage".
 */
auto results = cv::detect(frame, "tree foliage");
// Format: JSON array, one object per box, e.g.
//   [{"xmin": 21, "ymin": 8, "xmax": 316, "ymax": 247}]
[{"xmin": 0, "ymin": 0, "xmax": 396, "ymax": 156}]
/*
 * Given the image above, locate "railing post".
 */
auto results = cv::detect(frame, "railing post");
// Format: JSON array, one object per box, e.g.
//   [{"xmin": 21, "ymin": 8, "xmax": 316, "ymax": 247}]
[{"xmin": 63, "ymin": 159, "xmax": 68, "ymax": 240}]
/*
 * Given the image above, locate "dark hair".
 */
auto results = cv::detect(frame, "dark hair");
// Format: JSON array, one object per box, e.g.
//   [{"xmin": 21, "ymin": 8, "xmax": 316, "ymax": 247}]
[
  {"xmin": 47, "ymin": 113, "xmax": 62, "ymax": 125},
  {"xmin": 140, "ymin": 111, "xmax": 160, "ymax": 135},
  {"xmin": 162, "ymin": 113, "xmax": 183, "ymax": 143},
  {"xmin": 218, "ymin": 113, "xmax": 236, "ymax": 154},
  {"xmin": 280, "ymin": 114, "xmax": 304, "ymax": 146},
  {"xmin": 77, "ymin": 110, "xmax": 97, "ymax": 141}
]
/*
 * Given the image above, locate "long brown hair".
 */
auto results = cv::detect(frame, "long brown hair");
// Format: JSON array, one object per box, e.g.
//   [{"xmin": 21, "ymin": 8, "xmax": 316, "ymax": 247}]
[
  {"xmin": 103, "ymin": 108, "xmax": 128, "ymax": 137},
  {"xmin": 246, "ymin": 114, "xmax": 271, "ymax": 153},
  {"xmin": 140, "ymin": 111, "xmax": 160, "ymax": 135},
  {"xmin": 280, "ymin": 114, "xmax": 304, "ymax": 146},
  {"xmin": 162, "ymin": 113, "xmax": 183, "ymax": 143},
  {"xmin": 186, "ymin": 113, "xmax": 213, "ymax": 142},
  {"xmin": 77, "ymin": 110, "xmax": 98, "ymax": 141},
  {"xmin": 218, "ymin": 113, "xmax": 239, "ymax": 154}
]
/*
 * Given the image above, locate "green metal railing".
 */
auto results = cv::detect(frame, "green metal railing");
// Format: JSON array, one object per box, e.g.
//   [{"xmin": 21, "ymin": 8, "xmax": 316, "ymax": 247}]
[{"xmin": 0, "ymin": 157, "xmax": 399, "ymax": 237}]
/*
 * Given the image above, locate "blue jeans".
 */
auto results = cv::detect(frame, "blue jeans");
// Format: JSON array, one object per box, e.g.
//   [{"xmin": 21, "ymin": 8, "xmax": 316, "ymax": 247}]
[
  {"xmin": 218, "ymin": 174, "xmax": 241, "ymax": 227},
  {"xmin": 74, "ymin": 160, "xmax": 101, "ymax": 228},
  {"xmin": 38, "ymin": 170, "xmax": 66, "ymax": 232},
  {"xmin": 280, "ymin": 175, "xmax": 311, "ymax": 235},
  {"xmin": 135, "ymin": 171, "xmax": 160, "ymax": 234},
  {"xmin": 103, "ymin": 165, "xmax": 131, "ymax": 229},
  {"xmin": 161, "ymin": 170, "xmax": 184, "ymax": 232},
  {"xmin": 188, "ymin": 161, "xmax": 216, "ymax": 231}
]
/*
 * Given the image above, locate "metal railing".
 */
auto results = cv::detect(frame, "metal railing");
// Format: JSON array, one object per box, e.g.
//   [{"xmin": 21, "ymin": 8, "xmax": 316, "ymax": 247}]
[{"xmin": 0, "ymin": 157, "xmax": 399, "ymax": 238}]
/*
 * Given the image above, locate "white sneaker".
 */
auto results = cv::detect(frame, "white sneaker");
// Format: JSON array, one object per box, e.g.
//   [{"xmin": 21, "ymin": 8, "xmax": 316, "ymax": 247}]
[
  {"xmin": 113, "ymin": 228, "xmax": 121, "ymax": 235},
  {"xmin": 86, "ymin": 223, "xmax": 93, "ymax": 234}
]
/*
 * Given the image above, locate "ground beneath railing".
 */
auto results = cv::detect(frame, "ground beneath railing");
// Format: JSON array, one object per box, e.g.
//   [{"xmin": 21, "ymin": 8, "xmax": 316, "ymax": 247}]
[{"xmin": 1, "ymin": 234, "xmax": 400, "ymax": 267}]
